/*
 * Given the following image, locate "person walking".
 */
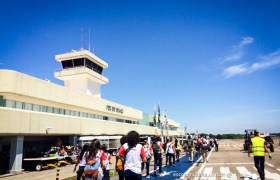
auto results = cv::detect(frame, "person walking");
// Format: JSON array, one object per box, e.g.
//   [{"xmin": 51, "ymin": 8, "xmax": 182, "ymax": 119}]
[
  {"xmin": 115, "ymin": 136, "xmax": 126, "ymax": 180},
  {"xmin": 214, "ymin": 138, "xmax": 219, "ymax": 152},
  {"xmin": 116, "ymin": 131, "xmax": 147, "ymax": 180},
  {"xmin": 141, "ymin": 140, "xmax": 152, "ymax": 178},
  {"xmin": 152, "ymin": 135, "xmax": 163, "ymax": 177},
  {"xmin": 174, "ymin": 139, "xmax": 181, "ymax": 162},
  {"xmin": 165, "ymin": 139, "xmax": 170, "ymax": 166},
  {"xmin": 201, "ymin": 137, "xmax": 209, "ymax": 163},
  {"xmin": 165, "ymin": 139, "xmax": 175, "ymax": 167},
  {"xmin": 247, "ymin": 132, "xmax": 254, "ymax": 157},
  {"xmin": 187, "ymin": 135, "xmax": 195, "ymax": 162},
  {"xmin": 83, "ymin": 139, "xmax": 106, "ymax": 180},
  {"xmin": 73, "ymin": 143, "xmax": 89, "ymax": 180},
  {"xmin": 249, "ymin": 131, "xmax": 272, "ymax": 180},
  {"xmin": 101, "ymin": 144, "xmax": 112, "ymax": 180}
]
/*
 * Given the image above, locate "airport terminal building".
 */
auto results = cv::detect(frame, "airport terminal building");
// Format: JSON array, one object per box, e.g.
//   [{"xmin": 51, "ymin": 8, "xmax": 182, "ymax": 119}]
[{"xmin": 0, "ymin": 49, "xmax": 183, "ymax": 173}]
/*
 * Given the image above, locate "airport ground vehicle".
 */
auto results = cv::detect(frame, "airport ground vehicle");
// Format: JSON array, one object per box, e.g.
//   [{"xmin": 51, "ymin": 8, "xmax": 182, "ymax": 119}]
[
  {"xmin": 23, "ymin": 155, "xmax": 77, "ymax": 171},
  {"xmin": 77, "ymin": 136, "xmax": 121, "ymax": 155},
  {"xmin": 244, "ymin": 129, "xmax": 257, "ymax": 151},
  {"xmin": 23, "ymin": 146, "xmax": 77, "ymax": 171}
]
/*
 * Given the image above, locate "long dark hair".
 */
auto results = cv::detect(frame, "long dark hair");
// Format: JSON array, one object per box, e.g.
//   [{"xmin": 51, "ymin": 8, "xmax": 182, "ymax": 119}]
[
  {"xmin": 101, "ymin": 144, "xmax": 109, "ymax": 153},
  {"xmin": 175, "ymin": 139, "xmax": 178, "ymax": 148},
  {"xmin": 120, "ymin": 135, "xmax": 127, "ymax": 145},
  {"xmin": 79, "ymin": 143, "xmax": 89, "ymax": 161},
  {"xmin": 126, "ymin": 131, "xmax": 140, "ymax": 148},
  {"xmin": 87, "ymin": 138, "xmax": 101, "ymax": 159}
]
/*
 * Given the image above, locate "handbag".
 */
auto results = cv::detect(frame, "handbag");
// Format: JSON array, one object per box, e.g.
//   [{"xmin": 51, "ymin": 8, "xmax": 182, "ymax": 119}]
[
  {"xmin": 84, "ymin": 160, "xmax": 99, "ymax": 178},
  {"xmin": 83, "ymin": 152, "xmax": 99, "ymax": 179}
]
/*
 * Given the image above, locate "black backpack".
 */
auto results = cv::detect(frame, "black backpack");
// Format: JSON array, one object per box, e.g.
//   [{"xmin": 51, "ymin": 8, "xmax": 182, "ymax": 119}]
[
  {"xmin": 152, "ymin": 142, "xmax": 160, "ymax": 153},
  {"xmin": 269, "ymin": 144, "xmax": 274, "ymax": 153}
]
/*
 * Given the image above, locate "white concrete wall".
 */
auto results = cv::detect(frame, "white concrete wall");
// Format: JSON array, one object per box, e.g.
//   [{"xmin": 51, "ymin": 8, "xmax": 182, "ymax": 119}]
[
  {"xmin": 0, "ymin": 70, "xmax": 182, "ymax": 136},
  {"xmin": 0, "ymin": 107, "xmax": 160, "ymax": 135},
  {"xmin": 0, "ymin": 70, "xmax": 141, "ymax": 121}
]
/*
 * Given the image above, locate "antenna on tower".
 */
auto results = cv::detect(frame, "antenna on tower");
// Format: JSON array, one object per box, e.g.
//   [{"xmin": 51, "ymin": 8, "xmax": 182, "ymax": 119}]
[
  {"xmin": 88, "ymin": 26, "xmax": 91, "ymax": 52},
  {"xmin": 81, "ymin": 27, "xmax": 84, "ymax": 50}
]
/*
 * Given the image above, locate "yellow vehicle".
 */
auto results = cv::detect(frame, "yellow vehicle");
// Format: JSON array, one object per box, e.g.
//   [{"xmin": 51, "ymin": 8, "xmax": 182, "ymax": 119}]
[{"xmin": 23, "ymin": 155, "xmax": 77, "ymax": 171}]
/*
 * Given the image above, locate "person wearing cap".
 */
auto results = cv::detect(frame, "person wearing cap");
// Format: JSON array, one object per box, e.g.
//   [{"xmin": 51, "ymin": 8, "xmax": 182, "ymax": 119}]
[{"xmin": 249, "ymin": 130, "xmax": 272, "ymax": 180}]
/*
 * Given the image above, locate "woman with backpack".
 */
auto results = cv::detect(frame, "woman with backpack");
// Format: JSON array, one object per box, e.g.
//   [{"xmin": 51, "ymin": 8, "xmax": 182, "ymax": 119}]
[
  {"xmin": 152, "ymin": 135, "xmax": 163, "ymax": 177},
  {"xmin": 116, "ymin": 131, "xmax": 147, "ymax": 180},
  {"xmin": 165, "ymin": 139, "xmax": 175, "ymax": 167},
  {"xmin": 84, "ymin": 139, "xmax": 106, "ymax": 180},
  {"xmin": 73, "ymin": 143, "xmax": 89, "ymax": 180},
  {"xmin": 141, "ymin": 140, "xmax": 152, "ymax": 178}
]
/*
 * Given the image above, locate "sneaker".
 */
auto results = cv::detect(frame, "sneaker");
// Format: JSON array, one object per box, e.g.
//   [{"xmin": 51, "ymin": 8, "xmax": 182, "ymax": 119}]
[
  {"xmin": 146, "ymin": 175, "xmax": 150, "ymax": 178},
  {"xmin": 159, "ymin": 173, "xmax": 163, "ymax": 176}
]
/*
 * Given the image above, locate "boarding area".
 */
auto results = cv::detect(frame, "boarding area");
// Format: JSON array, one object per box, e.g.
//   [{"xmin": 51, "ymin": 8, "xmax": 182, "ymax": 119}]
[{"xmin": 1, "ymin": 139, "xmax": 280, "ymax": 180}]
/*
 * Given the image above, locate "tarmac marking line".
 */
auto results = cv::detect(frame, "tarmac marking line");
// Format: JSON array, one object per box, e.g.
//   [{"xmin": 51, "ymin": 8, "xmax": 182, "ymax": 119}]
[
  {"xmin": 265, "ymin": 162, "xmax": 275, "ymax": 168},
  {"xmin": 179, "ymin": 156, "xmax": 202, "ymax": 180},
  {"xmin": 264, "ymin": 169, "xmax": 280, "ymax": 179},
  {"xmin": 236, "ymin": 166, "xmax": 255, "ymax": 179},
  {"xmin": 220, "ymin": 167, "xmax": 238, "ymax": 180},
  {"xmin": 207, "ymin": 162, "xmax": 254, "ymax": 165},
  {"xmin": 201, "ymin": 167, "xmax": 215, "ymax": 180}
]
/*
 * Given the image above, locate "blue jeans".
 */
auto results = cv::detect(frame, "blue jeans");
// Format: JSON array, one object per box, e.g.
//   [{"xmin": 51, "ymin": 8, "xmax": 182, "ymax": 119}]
[
  {"xmin": 124, "ymin": 169, "xmax": 142, "ymax": 180},
  {"xmin": 153, "ymin": 153, "xmax": 162, "ymax": 174}
]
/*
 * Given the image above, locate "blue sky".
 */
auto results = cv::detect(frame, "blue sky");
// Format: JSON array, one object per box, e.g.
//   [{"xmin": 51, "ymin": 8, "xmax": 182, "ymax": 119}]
[{"xmin": 0, "ymin": 0, "xmax": 279, "ymax": 134}]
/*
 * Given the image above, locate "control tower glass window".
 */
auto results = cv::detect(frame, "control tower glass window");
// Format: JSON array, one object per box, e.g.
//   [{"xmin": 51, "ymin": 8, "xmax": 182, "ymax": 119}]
[
  {"xmin": 85, "ymin": 59, "xmax": 103, "ymax": 75},
  {"xmin": 73, "ymin": 58, "xmax": 85, "ymax": 67},
  {"xmin": 61, "ymin": 58, "xmax": 103, "ymax": 75},
  {"xmin": 62, "ymin": 60, "xmax": 73, "ymax": 69}
]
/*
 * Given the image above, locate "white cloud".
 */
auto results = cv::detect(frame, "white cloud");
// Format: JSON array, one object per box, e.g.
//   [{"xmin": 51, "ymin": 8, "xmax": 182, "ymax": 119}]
[
  {"xmin": 223, "ymin": 63, "xmax": 248, "ymax": 78},
  {"xmin": 223, "ymin": 52, "xmax": 242, "ymax": 62},
  {"xmin": 221, "ymin": 36, "xmax": 253, "ymax": 63},
  {"xmin": 251, "ymin": 49, "xmax": 280, "ymax": 71},
  {"xmin": 223, "ymin": 49, "xmax": 280, "ymax": 78},
  {"xmin": 239, "ymin": 37, "xmax": 254, "ymax": 47}
]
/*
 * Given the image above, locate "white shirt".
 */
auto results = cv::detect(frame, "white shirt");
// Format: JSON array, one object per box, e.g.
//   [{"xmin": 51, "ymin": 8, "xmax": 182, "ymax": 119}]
[
  {"xmin": 104, "ymin": 152, "xmax": 111, "ymax": 170},
  {"xmin": 119, "ymin": 143, "xmax": 146, "ymax": 174},
  {"xmin": 166, "ymin": 142, "xmax": 174, "ymax": 154},
  {"xmin": 78, "ymin": 152, "xmax": 87, "ymax": 166}
]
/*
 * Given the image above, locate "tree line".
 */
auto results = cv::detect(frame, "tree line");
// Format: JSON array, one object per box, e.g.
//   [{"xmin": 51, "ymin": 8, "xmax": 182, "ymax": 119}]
[{"xmin": 194, "ymin": 133, "xmax": 279, "ymax": 139}]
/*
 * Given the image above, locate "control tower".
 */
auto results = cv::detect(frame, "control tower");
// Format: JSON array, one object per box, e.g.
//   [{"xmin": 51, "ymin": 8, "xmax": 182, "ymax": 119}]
[{"xmin": 54, "ymin": 49, "xmax": 108, "ymax": 98}]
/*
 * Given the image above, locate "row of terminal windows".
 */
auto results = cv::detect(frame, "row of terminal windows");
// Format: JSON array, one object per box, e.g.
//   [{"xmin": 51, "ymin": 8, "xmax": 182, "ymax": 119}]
[
  {"xmin": 3, "ymin": 99, "xmax": 137, "ymax": 125},
  {"xmin": 62, "ymin": 58, "xmax": 103, "ymax": 74},
  {"xmin": 150, "ymin": 123, "xmax": 176, "ymax": 131}
]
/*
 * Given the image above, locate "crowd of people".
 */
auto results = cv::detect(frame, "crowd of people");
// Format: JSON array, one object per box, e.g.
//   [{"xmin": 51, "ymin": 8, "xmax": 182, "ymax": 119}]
[{"xmin": 73, "ymin": 131, "xmax": 220, "ymax": 180}]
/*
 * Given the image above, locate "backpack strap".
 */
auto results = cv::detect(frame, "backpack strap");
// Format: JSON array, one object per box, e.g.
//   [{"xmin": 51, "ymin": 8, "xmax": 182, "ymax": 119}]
[{"xmin": 125, "ymin": 146, "xmax": 132, "ymax": 156}]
